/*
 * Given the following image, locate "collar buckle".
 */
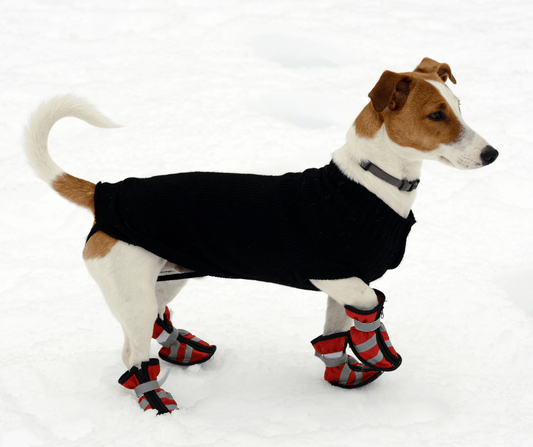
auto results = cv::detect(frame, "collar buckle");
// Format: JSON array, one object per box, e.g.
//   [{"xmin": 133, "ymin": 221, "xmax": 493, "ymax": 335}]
[
  {"xmin": 399, "ymin": 179, "xmax": 420, "ymax": 192},
  {"xmin": 360, "ymin": 161, "xmax": 420, "ymax": 192}
]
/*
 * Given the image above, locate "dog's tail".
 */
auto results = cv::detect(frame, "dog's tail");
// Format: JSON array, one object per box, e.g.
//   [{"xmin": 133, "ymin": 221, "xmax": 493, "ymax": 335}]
[{"xmin": 24, "ymin": 94, "xmax": 120, "ymax": 214}]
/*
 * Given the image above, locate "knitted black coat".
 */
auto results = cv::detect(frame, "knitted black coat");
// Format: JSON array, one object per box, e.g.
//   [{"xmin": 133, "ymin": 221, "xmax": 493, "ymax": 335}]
[{"xmin": 92, "ymin": 161, "xmax": 415, "ymax": 291}]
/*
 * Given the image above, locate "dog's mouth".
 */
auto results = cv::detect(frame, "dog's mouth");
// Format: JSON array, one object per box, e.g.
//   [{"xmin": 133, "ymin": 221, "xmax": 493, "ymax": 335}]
[{"xmin": 439, "ymin": 156, "xmax": 454, "ymax": 166}]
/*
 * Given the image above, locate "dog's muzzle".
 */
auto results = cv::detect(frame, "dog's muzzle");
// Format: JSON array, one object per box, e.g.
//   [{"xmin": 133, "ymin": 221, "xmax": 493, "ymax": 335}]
[{"xmin": 480, "ymin": 146, "xmax": 499, "ymax": 166}]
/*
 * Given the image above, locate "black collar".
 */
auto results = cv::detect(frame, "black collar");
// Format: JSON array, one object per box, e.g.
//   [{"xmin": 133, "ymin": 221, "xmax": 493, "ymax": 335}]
[{"xmin": 360, "ymin": 161, "xmax": 420, "ymax": 192}]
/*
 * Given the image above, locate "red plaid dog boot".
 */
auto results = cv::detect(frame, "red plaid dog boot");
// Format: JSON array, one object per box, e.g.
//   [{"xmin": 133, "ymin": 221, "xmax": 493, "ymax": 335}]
[
  {"xmin": 345, "ymin": 290, "xmax": 402, "ymax": 371},
  {"xmin": 311, "ymin": 332, "xmax": 382, "ymax": 388},
  {"xmin": 153, "ymin": 307, "xmax": 216, "ymax": 366},
  {"xmin": 118, "ymin": 358, "xmax": 177, "ymax": 414}
]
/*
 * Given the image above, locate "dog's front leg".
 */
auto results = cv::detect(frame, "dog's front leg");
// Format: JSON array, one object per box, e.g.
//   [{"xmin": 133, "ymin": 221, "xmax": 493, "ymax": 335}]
[
  {"xmin": 311, "ymin": 277, "xmax": 378, "ymax": 308},
  {"xmin": 309, "ymin": 277, "xmax": 400, "ymax": 388}
]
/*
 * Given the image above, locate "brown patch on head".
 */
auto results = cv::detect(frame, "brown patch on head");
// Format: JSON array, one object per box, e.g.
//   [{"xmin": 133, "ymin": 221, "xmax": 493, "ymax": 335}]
[
  {"xmin": 83, "ymin": 230, "xmax": 117, "ymax": 259},
  {"xmin": 354, "ymin": 103, "xmax": 383, "ymax": 138},
  {"xmin": 381, "ymin": 75, "xmax": 463, "ymax": 152},
  {"xmin": 355, "ymin": 58, "xmax": 463, "ymax": 149},
  {"xmin": 52, "ymin": 173, "xmax": 96, "ymax": 214}
]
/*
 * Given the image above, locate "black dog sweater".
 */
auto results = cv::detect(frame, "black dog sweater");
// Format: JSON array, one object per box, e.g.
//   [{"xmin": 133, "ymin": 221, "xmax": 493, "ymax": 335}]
[{"xmin": 91, "ymin": 161, "xmax": 416, "ymax": 291}]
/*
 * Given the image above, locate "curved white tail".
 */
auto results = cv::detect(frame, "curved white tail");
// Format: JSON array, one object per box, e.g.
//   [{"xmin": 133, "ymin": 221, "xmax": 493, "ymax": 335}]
[{"xmin": 24, "ymin": 94, "xmax": 120, "ymax": 211}]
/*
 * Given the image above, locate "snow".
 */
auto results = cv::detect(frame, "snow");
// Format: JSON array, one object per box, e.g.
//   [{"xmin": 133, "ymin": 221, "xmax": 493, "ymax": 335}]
[{"xmin": 1, "ymin": 0, "xmax": 532, "ymax": 445}]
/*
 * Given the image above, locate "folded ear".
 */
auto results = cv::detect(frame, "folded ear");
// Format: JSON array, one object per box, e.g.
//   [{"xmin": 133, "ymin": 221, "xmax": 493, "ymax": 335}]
[
  {"xmin": 415, "ymin": 57, "xmax": 457, "ymax": 84},
  {"xmin": 368, "ymin": 71, "xmax": 412, "ymax": 113}
]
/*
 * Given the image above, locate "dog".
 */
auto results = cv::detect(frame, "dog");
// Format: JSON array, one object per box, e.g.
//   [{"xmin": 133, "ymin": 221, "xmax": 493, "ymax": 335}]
[{"xmin": 24, "ymin": 58, "xmax": 498, "ymax": 414}]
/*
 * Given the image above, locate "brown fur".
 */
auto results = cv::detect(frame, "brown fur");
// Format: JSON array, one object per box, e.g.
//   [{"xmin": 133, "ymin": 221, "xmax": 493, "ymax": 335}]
[
  {"xmin": 83, "ymin": 230, "xmax": 117, "ymax": 259},
  {"xmin": 354, "ymin": 103, "xmax": 383, "ymax": 138},
  {"xmin": 52, "ymin": 173, "xmax": 96, "ymax": 213},
  {"xmin": 368, "ymin": 71, "xmax": 412, "ymax": 113},
  {"xmin": 382, "ymin": 75, "xmax": 462, "ymax": 152},
  {"xmin": 52, "ymin": 173, "xmax": 116, "ymax": 259},
  {"xmin": 414, "ymin": 57, "xmax": 457, "ymax": 84},
  {"xmin": 355, "ymin": 62, "xmax": 463, "ymax": 152}
]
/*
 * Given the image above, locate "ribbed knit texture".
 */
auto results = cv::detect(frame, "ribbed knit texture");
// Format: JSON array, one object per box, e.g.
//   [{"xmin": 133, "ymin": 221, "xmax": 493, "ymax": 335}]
[{"xmin": 92, "ymin": 161, "xmax": 415, "ymax": 291}]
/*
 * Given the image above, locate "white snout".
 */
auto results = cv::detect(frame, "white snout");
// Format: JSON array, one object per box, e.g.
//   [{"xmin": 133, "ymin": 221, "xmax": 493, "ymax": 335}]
[{"xmin": 434, "ymin": 125, "xmax": 493, "ymax": 170}]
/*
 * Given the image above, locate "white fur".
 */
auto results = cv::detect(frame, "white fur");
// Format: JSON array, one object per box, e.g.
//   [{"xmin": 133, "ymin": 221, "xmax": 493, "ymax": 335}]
[
  {"xmin": 84, "ymin": 240, "xmax": 187, "ymax": 368},
  {"xmin": 26, "ymin": 76, "xmax": 495, "ymax": 381},
  {"xmin": 425, "ymin": 80, "xmax": 490, "ymax": 169},
  {"xmin": 313, "ymin": 79, "xmax": 493, "ymax": 316},
  {"xmin": 332, "ymin": 126, "xmax": 420, "ymax": 219},
  {"xmin": 24, "ymin": 94, "xmax": 120, "ymax": 186}
]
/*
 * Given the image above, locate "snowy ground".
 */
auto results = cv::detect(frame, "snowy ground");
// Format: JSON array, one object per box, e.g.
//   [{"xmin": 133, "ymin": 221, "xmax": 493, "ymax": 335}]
[{"xmin": 1, "ymin": 0, "xmax": 533, "ymax": 446}]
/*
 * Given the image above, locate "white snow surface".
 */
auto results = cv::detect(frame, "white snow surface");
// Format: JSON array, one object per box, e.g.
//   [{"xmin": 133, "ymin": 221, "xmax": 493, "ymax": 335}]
[{"xmin": 1, "ymin": 1, "xmax": 533, "ymax": 446}]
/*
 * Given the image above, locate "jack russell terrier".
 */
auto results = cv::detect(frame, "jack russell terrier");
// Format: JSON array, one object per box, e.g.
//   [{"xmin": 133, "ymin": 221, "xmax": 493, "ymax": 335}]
[{"xmin": 24, "ymin": 58, "xmax": 498, "ymax": 414}]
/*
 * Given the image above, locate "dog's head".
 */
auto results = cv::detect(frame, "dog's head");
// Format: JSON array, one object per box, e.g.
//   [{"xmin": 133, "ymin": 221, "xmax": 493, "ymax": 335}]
[{"xmin": 364, "ymin": 57, "xmax": 498, "ymax": 169}]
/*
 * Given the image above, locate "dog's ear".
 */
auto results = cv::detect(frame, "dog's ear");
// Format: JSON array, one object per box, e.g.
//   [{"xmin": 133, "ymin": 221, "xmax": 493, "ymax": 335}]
[
  {"xmin": 415, "ymin": 57, "xmax": 457, "ymax": 84},
  {"xmin": 368, "ymin": 71, "xmax": 412, "ymax": 113}
]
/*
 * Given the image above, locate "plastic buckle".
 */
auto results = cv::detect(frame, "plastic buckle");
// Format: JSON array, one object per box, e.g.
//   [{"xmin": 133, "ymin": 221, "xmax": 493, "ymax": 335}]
[
  {"xmin": 410, "ymin": 179, "xmax": 420, "ymax": 191},
  {"xmin": 399, "ymin": 179, "xmax": 419, "ymax": 192}
]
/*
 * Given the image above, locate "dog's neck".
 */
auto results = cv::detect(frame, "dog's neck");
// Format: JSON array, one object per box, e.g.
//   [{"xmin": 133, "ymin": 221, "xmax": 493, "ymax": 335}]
[{"xmin": 332, "ymin": 117, "xmax": 422, "ymax": 219}]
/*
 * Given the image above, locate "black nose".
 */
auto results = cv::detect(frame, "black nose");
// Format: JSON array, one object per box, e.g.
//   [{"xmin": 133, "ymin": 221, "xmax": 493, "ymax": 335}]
[{"xmin": 480, "ymin": 146, "xmax": 499, "ymax": 166}]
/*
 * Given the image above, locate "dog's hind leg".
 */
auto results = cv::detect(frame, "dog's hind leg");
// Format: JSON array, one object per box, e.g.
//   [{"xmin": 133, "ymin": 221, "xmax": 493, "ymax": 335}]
[
  {"xmin": 153, "ymin": 279, "xmax": 217, "ymax": 366},
  {"xmin": 84, "ymin": 238, "xmax": 164, "ymax": 368},
  {"xmin": 84, "ymin": 236, "xmax": 177, "ymax": 413},
  {"xmin": 155, "ymin": 280, "xmax": 188, "ymax": 317}
]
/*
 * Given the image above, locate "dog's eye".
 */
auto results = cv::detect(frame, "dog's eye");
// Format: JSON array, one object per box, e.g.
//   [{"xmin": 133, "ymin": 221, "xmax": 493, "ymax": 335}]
[{"xmin": 428, "ymin": 111, "xmax": 446, "ymax": 121}]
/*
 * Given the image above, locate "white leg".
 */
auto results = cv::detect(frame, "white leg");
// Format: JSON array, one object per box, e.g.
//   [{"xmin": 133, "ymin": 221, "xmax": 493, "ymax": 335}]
[
  {"xmin": 155, "ymin": 279, "xmax": 189, "ymax": 318},
  {"xmin": 312, "ymin": 277, "xmax": 379, "ymax": 336},
  {"xmin": 84, "ymin": 241, "xmax": 166, "ymax": 369},
  {"xmin": 323, "ymin": 296, "xmax": 352, "ymax": 336},
  {"xmin": 311, "ymin": 277, "xmax": 378, "ymax": 309}
]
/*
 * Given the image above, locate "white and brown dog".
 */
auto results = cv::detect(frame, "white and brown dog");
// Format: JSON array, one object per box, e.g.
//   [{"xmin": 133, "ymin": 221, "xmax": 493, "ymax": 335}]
[{"xmin": 24, "ymin": 58, "xmax": 498, "ymax": 414}]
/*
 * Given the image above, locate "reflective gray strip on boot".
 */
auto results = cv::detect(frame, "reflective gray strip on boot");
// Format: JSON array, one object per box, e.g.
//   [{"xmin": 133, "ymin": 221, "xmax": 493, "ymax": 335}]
[
  {"xmin": 157, "ymin": 391, "xmax": 178, "ymax": 411},
  {"xmin": 135, "ymin": 380, "xmax": 160, "ymax": 399},
  {"xmin": 338, "ymin": 363, "xmax": 352, "ymax": 385},
  {"xmin": 380, "ymin": 323, "xmax": 393, "ymax": 348},
  {"xmin": 139, "ymin": 397, "xmax": 150, "ymax": 411},
  {"xmin": 168, "ymin": 340, "xmax": 193, "ymax": 363},
  {"xmin": 353, "ymin": 319, "xmax": 381, "ymax": 332},
  {"xmin": 338, "ymin": 363, "xmax": 364, "ymax": 386},
  {"xmin": 353, "ymin": 370, "xmax": 363, "ymax": 385},
  {"xmin": 169, "ymin": 341, "xmax": 182, "ymax": 359},
  {"xmin": 355, "ymin": 334, "xmax": 377, "ymax": 353},
  {"xmin": 339, "ymin": 365, "xmax": 363, "ymax": 386},
  {"xmin": 314, "ymin": 351, "xmax": 348, "ymax": 368},
  {"xmin": 175, "ymin": 330, "xmax": 195, "ymax": 363},
  {"xmin": 160, "ymin": 328, "xmax": 180, "ymax": 348},
  {"xmin": 182, "ymin": 345, "xmax": 194, "ymax": 364},
  {"xmin": 340, "ymin": 357, "xmax": 365, "ymax": 386},
  {"xmin": 165, "ymin": 330, "xmax": 203, "ymax": 364},
  {"xmin": 366, "ymin": 350, "xmax": 384, "ymax": 366},
  {"xmin": 138, "ymin": 390, "xmax": 176, "ymax": 411},
  {"xmin": 178, "ymin": 329, "xmax": 201, "ymax": 344}
]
